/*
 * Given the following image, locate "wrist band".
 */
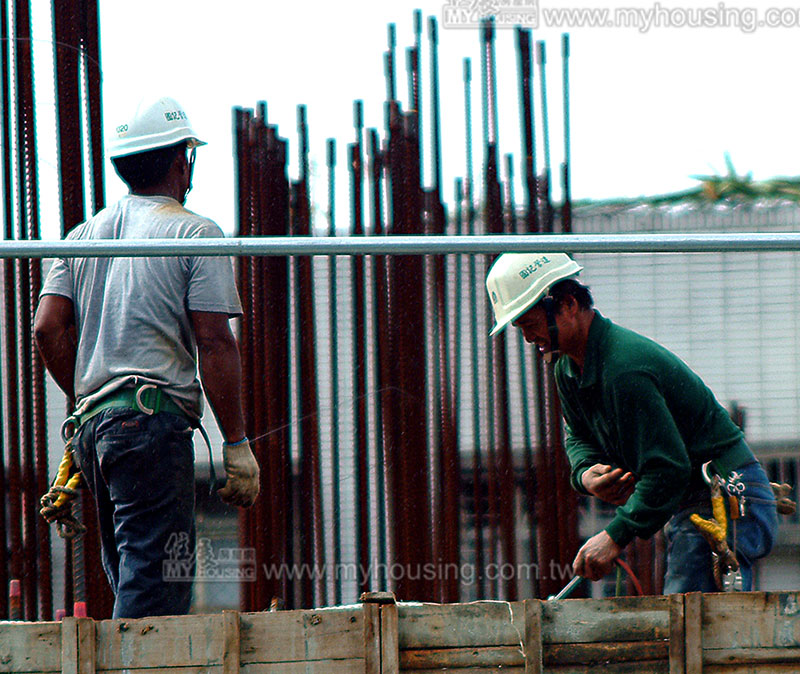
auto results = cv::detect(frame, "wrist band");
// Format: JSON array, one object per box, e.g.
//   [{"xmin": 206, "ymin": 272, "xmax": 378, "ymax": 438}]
[{"xmin": 224, "ymin": 436, "xmax": 249, "ymax": 448}]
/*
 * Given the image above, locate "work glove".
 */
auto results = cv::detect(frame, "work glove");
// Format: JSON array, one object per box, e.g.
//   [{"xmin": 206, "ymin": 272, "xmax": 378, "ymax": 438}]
[{"xmin": 217, "ymin": 438, "xmax": 260, "ymax": 507}]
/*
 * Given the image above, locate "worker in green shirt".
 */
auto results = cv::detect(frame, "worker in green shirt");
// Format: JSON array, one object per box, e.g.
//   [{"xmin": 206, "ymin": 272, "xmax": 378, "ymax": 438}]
[{"xmin": 486, "ymin": 252, "xmax": 778, "ymax": 592}]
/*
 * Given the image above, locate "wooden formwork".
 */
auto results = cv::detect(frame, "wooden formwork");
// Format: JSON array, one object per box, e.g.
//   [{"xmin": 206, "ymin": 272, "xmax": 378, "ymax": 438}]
[{"xmin": 0, "ymin": 592, "xmax": 798, "ymax": 673}]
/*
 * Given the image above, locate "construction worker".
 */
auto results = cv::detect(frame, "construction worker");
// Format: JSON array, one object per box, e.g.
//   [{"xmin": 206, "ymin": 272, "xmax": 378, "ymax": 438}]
[
  {"xmin": 486, "ymin": 253, "xmax": 778, "ymax": 592},
  {"xmin": 34, "ymin": 96, "xmax": 259, "ymax": 618}
]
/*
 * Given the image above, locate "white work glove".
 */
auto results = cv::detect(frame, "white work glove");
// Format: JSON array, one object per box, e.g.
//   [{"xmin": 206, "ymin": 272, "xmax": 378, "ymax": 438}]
[{"xmin": 217, "ymin": 438, "xmax": 260, "ymax": 507}]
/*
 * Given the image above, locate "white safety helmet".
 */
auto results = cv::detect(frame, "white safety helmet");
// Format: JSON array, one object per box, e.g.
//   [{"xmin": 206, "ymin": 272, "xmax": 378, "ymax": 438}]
[
  {"xmin": 108, "ymin": 96, "xmax": 206, "ymax": 159},
  {"xmin": 486, "ymin": 253, "xmax": 582, "ymax": 337}
]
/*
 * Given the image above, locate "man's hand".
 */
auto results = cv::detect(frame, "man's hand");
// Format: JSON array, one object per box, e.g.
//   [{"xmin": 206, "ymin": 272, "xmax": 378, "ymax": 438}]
[
  {"xmin": 217, "ymin": 439, "xmax": 260, "ymax": 507},
  {"xmin": 572, "ymin": 530, "xmax": 621, "ymax": 581},
  {"xmin": 581, "ymin": 463, "xmax": 636, "ymax": 505}
]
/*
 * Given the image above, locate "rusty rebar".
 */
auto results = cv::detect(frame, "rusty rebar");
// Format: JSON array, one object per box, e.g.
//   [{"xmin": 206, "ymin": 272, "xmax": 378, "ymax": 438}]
[
  {"xmin": 292, "ymin": 104, "xmax": 323, "ymax": 608},
  {"xmin": 537, "ymin": 40, "xmax": 554, "ymax": 232},
  {"xmin": 561, "ymin": 33, "xmax": 572, "ymax": 233},
  {"xmin": 516, "ymin": 28, "xmax": 539, "ymax": 234},
  {"xmin": 350, "ymin": 101, "xmax": 371, "ymax": 598},
  {"xmin": 0, "ymin": 0, "xmax": 14, "ymax": 620},
  {"xmin": 367, "ymin": 128, "xmax": 388, "ymax": 592},
  {"xmin": 326, "ymin": 137, "xmax": 343, "ymax": 605},
  {"xmin": 233, "ymin": 107, "xmax": 256, "ymax": 611},
  {"xmin": 14, "ymin": 0, "xmax": 41, "ymax": 619},
  {"xmin": 463, "ymin": 56, "xmax": 485, "ymax": 599},
  {"xmin": 81, "ymin": 0, "xmax": 104, "ymax": 214}
]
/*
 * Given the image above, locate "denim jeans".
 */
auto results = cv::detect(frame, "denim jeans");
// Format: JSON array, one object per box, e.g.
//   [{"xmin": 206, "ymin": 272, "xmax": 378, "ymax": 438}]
[
  {"xmin": 73, "ymin": 407, "xmax": 196, "ymax": 618},
  {"xmin": 663, "ymin": 457, "xmax": 778, "ymax": 593}
]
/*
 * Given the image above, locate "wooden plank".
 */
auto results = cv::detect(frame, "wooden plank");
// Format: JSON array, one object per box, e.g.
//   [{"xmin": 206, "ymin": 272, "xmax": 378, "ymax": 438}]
[
  {"xmin": 684, "ymin": 592, "xmax": 703, "ymax": 674},
  {"xmin": 669, "ymin": 593, "xmax": 685, "ymax": 674},
  {"xmin": 0, "ymin": 621, "xmax": 61, "ymax": 673},
  {"xmin": 703, "ymin": 666, "xmax": 800, "ymax": 674},
  {"xmin": 77, "ymin": 618, "xmax": 96, "ymax": 674},
  {"xmin": 363, "ymin": 603, "xmax": 380, "ymax": 674},
  {"xmin": 542, "ymin": 596, "xmax": 671, "ymax": 644},
  {"xmin": 95, "ymin": 614, "xmax": 226, "ymax": 670},
  {"xmin": 62, "ymin": 618, "xmax": 78, "ymax": 674},
  {"xmin": 102, "ymin": 668, "xmax": 222, "ymax": 674},
  {"xmin": 240, "ymin": 607, "xmax": 365, "ymax": 665},
  {"xmin": 702, "ymin": 591, "xmax": 800, "ymax": 650},
  {"xmin": 548, "ymin": 664, "xmax": 668, "ymax": 674},
  {"xmin": 239, "ymin": 660, "xmax": 366, "ymax": 673},
  {"xmin": 703, "ymin": 646, "xmax": 800, "ymax": 665},
  {"xmin": 524, "ymin": 599, "xmax": 543, "ymax": 674},
  {"xmin": 404, "ymin": 668, "xmax": 525, "ymax": 674},
  {"xmin": 222, "ymin": 610, "xmax": 240, "ymax": 674},
  {"xmin": 400, "ymin": 642, "xmax": 669, "ymax": 670},
  {"xmin": 397, "ymin": 601, "xmax": 526, "ymax": 649},
  {"xmin": 380, "ymin": 602, "xmax": 400, "ymax": 674},
  {"xmin": 400, "ymin": 645, "xmax": 524, "ymax": 669},
  {"xmin": 544, "ymin": 640, "xmax": 669, "ymax": 665}
]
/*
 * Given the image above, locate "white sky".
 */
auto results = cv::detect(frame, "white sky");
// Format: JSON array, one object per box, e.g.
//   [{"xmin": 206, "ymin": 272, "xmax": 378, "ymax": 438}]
[{"xmin": 30, "ymin": 0, "xmax": 800, "ymax": 237}]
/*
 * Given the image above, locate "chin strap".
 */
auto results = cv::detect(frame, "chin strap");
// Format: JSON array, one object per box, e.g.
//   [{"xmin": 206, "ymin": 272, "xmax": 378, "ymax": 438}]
[
  {"xmin": 541, "ymin": 296, "xmax": 560, "ymax": 362},
  {"xmin": 182, "ymin": 146, "xmax": 197, "ymax": 204}
]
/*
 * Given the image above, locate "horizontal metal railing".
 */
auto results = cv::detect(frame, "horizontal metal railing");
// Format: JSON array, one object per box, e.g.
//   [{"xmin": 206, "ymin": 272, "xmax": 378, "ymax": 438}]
[{"xmin": 5, "ymin": 232, "xmax": 800, "ymax": 257}]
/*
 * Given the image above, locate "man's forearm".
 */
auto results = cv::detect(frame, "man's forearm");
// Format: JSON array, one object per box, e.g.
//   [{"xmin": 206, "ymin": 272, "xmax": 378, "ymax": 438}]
[
  {"xmin": 197, "ymin": 335, "xmax": 246, "ymax": 443},
  {"xmin": 34, "ymin": 321, "xmax": 77, "ymax": 402}
]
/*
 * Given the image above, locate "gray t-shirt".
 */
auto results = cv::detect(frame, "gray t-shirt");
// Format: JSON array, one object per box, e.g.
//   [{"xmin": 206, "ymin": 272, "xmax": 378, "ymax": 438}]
[{"xmin": 40, "ymin": 194, "xmax": 243, "ymax": 420}]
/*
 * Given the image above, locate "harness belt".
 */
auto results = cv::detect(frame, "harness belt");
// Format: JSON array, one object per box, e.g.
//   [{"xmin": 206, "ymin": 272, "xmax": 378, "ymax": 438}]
[{"xmin": 43, "ymin": 384, "xmax": 217, "ymax": 540}]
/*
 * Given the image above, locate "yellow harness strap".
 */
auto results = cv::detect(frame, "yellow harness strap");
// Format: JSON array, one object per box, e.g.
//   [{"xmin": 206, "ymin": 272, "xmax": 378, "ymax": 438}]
[
  {"xmin": 39, "ymin": 419, "xmax": 87, "ymax": 539},
  {"xmin": 690, "ymin": 464, "xmax": 740, "ymax": 590}
]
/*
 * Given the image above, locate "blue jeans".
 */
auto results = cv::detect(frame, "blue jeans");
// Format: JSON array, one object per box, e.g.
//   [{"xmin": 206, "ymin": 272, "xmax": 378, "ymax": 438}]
[
  {"xmin": 73, "ymin": 408, "xmax": 196, "ymax": 618},
  {"xmin": 663, "ymin": 459, "xmax": 778, "ymax": 593}
]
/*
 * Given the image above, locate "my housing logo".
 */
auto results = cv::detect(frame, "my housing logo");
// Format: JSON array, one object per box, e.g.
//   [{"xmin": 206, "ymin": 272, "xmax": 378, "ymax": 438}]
[
  {"xmin": 163, "ymin": 533, "xmax": 256, "ymax": 583},
  {"xmin": 442, "ymin": 0, "xmax": 539, "ymax": 28}
]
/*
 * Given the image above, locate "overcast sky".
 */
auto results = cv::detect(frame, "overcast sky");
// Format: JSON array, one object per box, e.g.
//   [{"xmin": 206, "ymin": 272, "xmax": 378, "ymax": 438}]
[{"xmin": 30, "ymin": 0, "xmax": 800, "ymax": 237}]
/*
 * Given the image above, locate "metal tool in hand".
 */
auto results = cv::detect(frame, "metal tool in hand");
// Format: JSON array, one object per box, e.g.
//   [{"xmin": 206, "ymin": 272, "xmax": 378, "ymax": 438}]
[{"xmin": 547, "ymin": 575, "xmax": 583, "ymax": 600}]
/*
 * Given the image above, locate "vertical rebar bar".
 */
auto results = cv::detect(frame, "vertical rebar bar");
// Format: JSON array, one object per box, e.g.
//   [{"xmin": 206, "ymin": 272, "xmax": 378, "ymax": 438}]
[
  {"xmin": 367, "ymin": 128, "xmax": 388, "ymax": 592},
  {"xmin": 293, "ymin": 105, "xmax": 324, "ymax": 608},
  {"xmin": 537, "ymin": 40, "xmax": 554, "ymax": 233},
  {"xmin": 264, "ymin": 124, "xmax": 293, "ymax": 608},
  {"xmin": 233, "ymin": 107, "xmax": 256, "ymax": 611},
  {"xmin": 15, "ymin": 0, "xmax": 39, "ymax": 620},
  {"xmin": 350, "ymin": 101, "xmax": 370, "ymax": 598},
  {"xmin": 0, "ymin": 0, "xmax": 13, "ymax": 620},
  {"xmin": 561, "ymin": 33, "xmax": 572, "ymax": 233},
  {"xmin": 81, "ymin": 0, "xmax": 104, "ymax": 214},
  {"xmin": 326, "ymin": 137, "xmax": 343, "ymax": 605},
  {"xmin": 515, "ymin": 28, "xmax": 539, "ymax": 234},
  {"xmin": 463, "ymin": 56, "xmax": 484, "ymax": 599}
]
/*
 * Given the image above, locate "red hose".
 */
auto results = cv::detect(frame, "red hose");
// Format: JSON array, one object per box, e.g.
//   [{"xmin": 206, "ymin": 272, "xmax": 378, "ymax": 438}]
[{"xmin": 615, "ymin": 558, "xmax": 645, "ymax": 596}]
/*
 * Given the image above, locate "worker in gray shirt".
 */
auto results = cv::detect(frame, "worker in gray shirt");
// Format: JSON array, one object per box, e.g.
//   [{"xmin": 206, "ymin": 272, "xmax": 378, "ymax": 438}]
[{"xmin": 34, "ymin": 96, "xmax": 259, "ymax": 618}]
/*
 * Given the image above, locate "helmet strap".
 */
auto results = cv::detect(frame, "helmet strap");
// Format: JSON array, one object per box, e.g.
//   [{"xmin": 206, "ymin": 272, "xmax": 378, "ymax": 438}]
[
  {"xmin": 182, "ymin": 146, "xmax": 196, "ymax": 204},
  {"xmin": 541, "ymin": 296, "xmax": 560, "ymax": 363}
]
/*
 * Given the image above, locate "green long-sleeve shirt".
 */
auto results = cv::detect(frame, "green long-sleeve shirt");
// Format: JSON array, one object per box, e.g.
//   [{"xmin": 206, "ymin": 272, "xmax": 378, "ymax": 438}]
[{"xmin": 555, "ymin": 312, "xmax": 752, "ymax": 548}]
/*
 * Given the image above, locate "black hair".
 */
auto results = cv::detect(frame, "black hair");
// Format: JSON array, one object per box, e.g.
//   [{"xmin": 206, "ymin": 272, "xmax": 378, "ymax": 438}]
[
  {"xmin": 111, "ymin": 141, "xmax": 187, "ymax": 191},
  {"xmin": 549, "ymin": 278, "xmax": 594, "ymax": 310}
]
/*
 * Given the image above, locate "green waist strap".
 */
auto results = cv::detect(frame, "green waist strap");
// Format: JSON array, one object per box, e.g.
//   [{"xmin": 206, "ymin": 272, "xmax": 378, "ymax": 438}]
[{"xmin": 76, "ymin": 386, "xmax": 191, "ymax": 428}]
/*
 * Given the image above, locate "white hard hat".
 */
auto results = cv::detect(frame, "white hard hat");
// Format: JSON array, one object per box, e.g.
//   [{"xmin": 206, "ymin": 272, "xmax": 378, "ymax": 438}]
[
  {"xmin": 108, "ymin": 96, "xmax": 206, "ymax": 159},
  {"xmin": 486, "ymin": 253, "xmax": 582, "ymax": 336}
]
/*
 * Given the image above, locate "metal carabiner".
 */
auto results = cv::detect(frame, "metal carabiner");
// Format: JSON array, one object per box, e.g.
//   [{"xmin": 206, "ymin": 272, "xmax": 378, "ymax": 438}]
[
  {"xmin": 135, "ymin": 384, "xmax": 157, "ymax": 415},
  {"xmin": 60, "ymin": 415, "xmax": 79, "ymax": 444},
  {"xmin": 701, "ymin": 461, "xmax": 715, "ymax": 486}
]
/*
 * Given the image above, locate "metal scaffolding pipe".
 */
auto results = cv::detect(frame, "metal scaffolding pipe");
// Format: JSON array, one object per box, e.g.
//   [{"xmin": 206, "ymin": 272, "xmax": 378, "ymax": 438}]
[{"xmin": 6, "ymin": 232, "xmax": 800, "ymax": 258}]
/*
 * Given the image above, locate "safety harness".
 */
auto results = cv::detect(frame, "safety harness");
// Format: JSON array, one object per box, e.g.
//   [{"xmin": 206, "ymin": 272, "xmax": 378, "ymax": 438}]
[
  {"xmin": 690, "ymin": 461, "xmax": 795, "ymax": 591},
  {"xmin": 40, "ymin": 384, "xmax": 216, "ymax": 539}
]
